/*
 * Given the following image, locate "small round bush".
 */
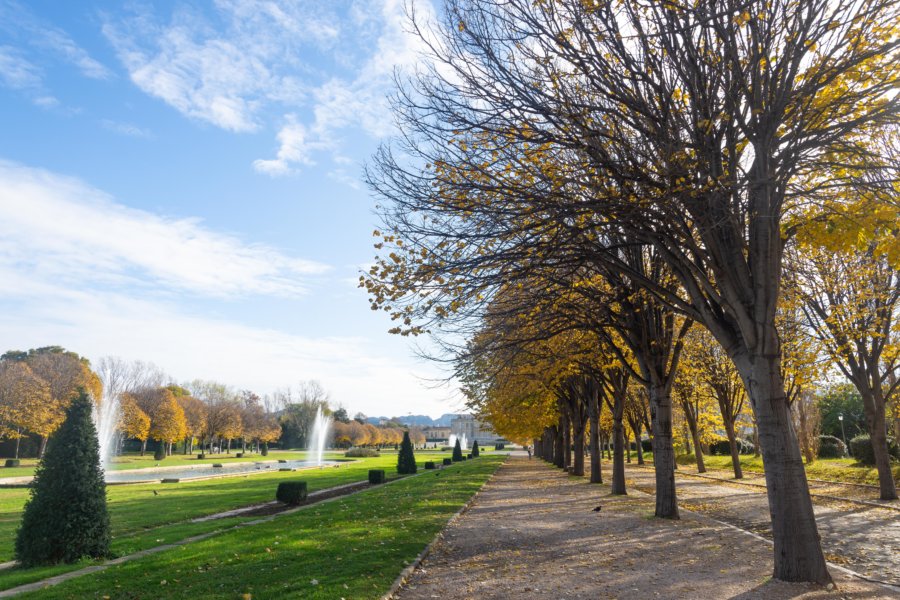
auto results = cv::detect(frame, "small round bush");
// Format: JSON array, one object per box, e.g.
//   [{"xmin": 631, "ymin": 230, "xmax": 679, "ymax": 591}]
[
  {"xmin": 817, "ymin": 435, "xmax": 847, "ymax": 459},
  {"xmin": 849, "ymin": 434, "xmax": 875, "ymax": 465}
]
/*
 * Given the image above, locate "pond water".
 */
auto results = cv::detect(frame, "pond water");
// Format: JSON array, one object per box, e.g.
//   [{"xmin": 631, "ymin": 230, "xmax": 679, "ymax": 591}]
[{"xmin": 104, "ymin": 459, "xmax": 340, "ymax": 483}]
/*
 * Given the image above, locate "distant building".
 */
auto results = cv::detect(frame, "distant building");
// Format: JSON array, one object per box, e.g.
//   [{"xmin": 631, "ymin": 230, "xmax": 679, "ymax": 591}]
[
  {"xmin": 422, "ymin": 426, "xmax": 451, "ymax": 445},
  {"xmin": 450, "ymin": 414, "xmax": 505, "ymax": 445}
]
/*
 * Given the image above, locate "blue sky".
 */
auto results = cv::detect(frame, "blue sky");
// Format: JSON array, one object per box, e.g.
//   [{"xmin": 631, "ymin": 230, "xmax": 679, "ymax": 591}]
[{"xmin": 0, "ymin": 0, "xmax": 461, "ymax": 418}]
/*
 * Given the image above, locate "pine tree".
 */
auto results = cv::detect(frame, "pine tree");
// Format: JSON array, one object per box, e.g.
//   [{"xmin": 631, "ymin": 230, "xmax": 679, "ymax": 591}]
[
  {"xmin": 471, "ymin": 440, "xmax": 480, "ymax": 457},
  {"xmin": 397, "ymin": 430, "xmax": 417, "ymax": 474},
  {"xmin": 15, "ymin": 389, "xmax": 111, "ymax": 566},
  {"xmin": 452, "ymin": 438, "xmax": 463, "ymax": 461}
]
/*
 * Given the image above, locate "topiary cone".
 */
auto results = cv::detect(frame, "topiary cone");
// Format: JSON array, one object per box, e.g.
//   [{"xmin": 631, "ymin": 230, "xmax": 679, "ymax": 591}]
[{"xmin": 15, "ymin": 389, "xmax": 111, "ymax": 566}]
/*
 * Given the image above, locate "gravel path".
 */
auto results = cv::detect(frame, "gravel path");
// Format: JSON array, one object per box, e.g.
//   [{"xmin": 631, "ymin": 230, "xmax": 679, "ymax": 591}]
[
  {"xmin": 625, "ymin": 465, "xmax": 900, "ymax": 587},
  {"xmin": 395, "ymin": 457, "xmax": 899, "ymax": 600}
]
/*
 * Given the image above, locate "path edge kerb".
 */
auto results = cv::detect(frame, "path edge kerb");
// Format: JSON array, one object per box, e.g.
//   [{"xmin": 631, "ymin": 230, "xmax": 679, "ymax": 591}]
[{"xmin": 381, "ymin": 454, "xmax": 509, "ymax": 600}]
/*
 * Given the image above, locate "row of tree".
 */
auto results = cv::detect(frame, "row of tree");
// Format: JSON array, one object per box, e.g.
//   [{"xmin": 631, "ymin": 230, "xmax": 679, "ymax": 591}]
[
  {"xmin": 362, "ymin": 0, "xmax": 900, "ymax": 585},
  {"xmin": 0, "ymin": 350, "xmax": 384, "ymax": 459}
]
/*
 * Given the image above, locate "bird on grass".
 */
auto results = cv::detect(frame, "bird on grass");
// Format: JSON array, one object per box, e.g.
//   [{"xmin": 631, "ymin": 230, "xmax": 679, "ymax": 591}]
[
  {"xmin": 152, "ymin": 490, "xmax": 159, "ymax": 496},
  {"xmin": 592, "ymin": 505, "xmax": 601, "ymax": 512}
]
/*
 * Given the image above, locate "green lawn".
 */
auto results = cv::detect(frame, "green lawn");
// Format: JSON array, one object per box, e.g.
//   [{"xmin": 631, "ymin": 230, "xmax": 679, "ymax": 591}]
[
  {"xmin": 671, "ymin": 453, "xmax": 900, "ymax": 486},
  {"xmin": 0, "ymin": 450, "xmax": 462, "ymax": 591},
  {"xmin": 16, "ymin": 455, "xmax": 504, "ymax": 599}
]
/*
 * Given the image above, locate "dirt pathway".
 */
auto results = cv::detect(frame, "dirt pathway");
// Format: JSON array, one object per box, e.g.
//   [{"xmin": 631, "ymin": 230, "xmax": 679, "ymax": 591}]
[
  {"xmin": 624, "ymin": 464, "xmax": 900, "ymax": 588},
  {"xmin": 395, "ymin": 457, "xmax": 898, "ymax": 600}
]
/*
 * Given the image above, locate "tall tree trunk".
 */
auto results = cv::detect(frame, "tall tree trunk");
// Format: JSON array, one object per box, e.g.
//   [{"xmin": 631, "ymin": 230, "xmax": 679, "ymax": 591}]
[
  {"xmin": 589, "ymin": 392, "xmax": 602, "ymax": 483},
  {"xmin": 140, "ymin": 439, "xmax": 147, "ymax": 457},
  {"xmin": 634, "ymin": 419, "xmax": 645, "ymax": 465},
  {"xmin": 553, "ymin": 425, "xmax": 564, "ymax": 469},
  {"xmin": 724, "ymin": 419, "xmax": 744, "ymax": 479},
  {"xmin": 562, "ymin": 411, "xmax": 572, "ymax": 470},
  {"xmin": 625, "ymin": 429, "xmax": 631, "ymax": 463},
  {"xmin": 738, "ymin": 353, "xmax": 830, "ymax": 583},
  {"xmin": 863, "ymin": 388, "xmax": 898, "ymax": 500},
  {"xmin": 39, "ymin": 436, "xmax": 48, "ymax": 458},
  {"xmin": 15, "ymin": 434, "xmax": 21, "ymax": 460},
  {"xmin": 611, "ymin": 411, "xmax": 626, "ymax": 495},
  {"xmin": 685, "ymin": 412, "xmax": 705, "ymax": 473},
  {"xmin": 649, "ymin": 385, "xmax": 678, "ymax": 518}
]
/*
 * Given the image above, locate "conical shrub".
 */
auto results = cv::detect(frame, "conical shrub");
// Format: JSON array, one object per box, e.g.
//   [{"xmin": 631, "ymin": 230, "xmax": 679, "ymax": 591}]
[
  {"xmin": 471, "ymin": 440, "xmax": 480, "ymax": 457},
  {"xmin": 397, "ymin": 430, "xmax": 417, "ymax": 474},
  {"xmin": 15, "ymin": 389, "xmax": 111, "ymax": 566},
  {"xmin": 452, "ymin": 438, "xmax": 463, "ymax": 461}
]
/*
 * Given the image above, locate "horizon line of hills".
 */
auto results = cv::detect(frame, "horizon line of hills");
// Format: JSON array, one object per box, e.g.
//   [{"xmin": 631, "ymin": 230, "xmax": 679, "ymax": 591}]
[{"xmin": 363, "ymin": 413, "xmax": 462, "ymax": 427}]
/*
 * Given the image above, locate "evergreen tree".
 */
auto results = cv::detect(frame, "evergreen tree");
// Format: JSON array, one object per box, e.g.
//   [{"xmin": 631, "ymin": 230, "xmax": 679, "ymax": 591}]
[
  {"xmin": 15, "ymin": 389, "xmax": 111, "ymax": 566},
  {"xmin": 397, "ymin": 430, "xmax": 417, "ymax": 474},
  {"xmin": 452, "ymin": 438, "xmax": 463, "ymax": 461},
  {"xmin": 471, "ymin": 440, "xmax": 480, "ymax": 457}
]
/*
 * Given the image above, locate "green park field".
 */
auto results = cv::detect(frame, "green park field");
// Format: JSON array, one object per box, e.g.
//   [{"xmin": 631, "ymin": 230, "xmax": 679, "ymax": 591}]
[{"xmin": 0, "ymin": 451, "xmax": 504, "ymax": 596}]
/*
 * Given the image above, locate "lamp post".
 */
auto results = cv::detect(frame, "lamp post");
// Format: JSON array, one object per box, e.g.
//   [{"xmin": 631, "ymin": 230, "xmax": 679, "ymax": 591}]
[{"xmin": 838, "ymin": 414, "xmax": 847, "ymax": 454}]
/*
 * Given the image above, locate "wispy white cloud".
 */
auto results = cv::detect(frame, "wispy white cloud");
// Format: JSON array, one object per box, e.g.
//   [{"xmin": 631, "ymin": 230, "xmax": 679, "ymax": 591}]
[
  {"xmin": 102, "ymin": 1, "xmax": 341, "ymax": 132},
  {"xmin": 102, "ymin": 0, "xmax": 435, "ymax": 175},
  {"xmin": 100, "ymin": 119, "xmax": 153, "ymax": 138},
  {"xmin": 0, "ymin": 160, "xmax": 329, "ymax": 298},
  {"xmin": 0, "ymin": 1, "xmax": 111, "ymax": 81},
  {"xmin": 0, "ymin": 45, "xmax": 41, "ymax": 89},
  {"xmin": 255, "ymin": 0, "xmax": 435, "ymax": 176},
  {"xmin": 0, "ymin": 279, "xmax": 456, "ymax": 415}
]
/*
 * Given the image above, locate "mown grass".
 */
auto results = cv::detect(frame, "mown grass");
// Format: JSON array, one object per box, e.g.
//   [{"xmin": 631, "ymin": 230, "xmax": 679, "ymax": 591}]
[
  {"xmin": 671, "ymin": 453, "xmax": 900, "ymax": 486},
  {"xmin": 0, "ymin": 451, "xmax": 458, "ymax": 590},
  {"xmin": 17, "ymin": 455, "xmax": 504, "ymax": 599}
]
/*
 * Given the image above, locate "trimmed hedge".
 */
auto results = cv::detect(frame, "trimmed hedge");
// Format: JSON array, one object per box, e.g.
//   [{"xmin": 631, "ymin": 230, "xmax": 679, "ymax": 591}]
[
  {"xmin": 345, "ymin": 448, "xmax": 380, "ymax": 458},
  {"xmin": 709, "ymin": 438, "xmax": 754, "ymax": 456},
  {"xmin": 5, "ymin": 459, "xmax": 20, "ymax": 468},
  {"xmin": 424, "ymin": 461, "xmax": 436, "ymax": 469},
  {"xmin": 276, "ymin": 481, "xmax": 308, "ymax": 505},
  {"xmin": 442, "ymin": 458, "xmax": 452, "ymax": 466},
  {"xmin": 368, "ymin": 469, "xmax": 386, "ymax": 484},
  {"xmin": 197, "ymin": 453, "xmax": 205, "ymax": 459},
  {"xmin": 818, "ymin": 435, "xmax": 847, "ymax": 459},
  {"xmin": 849, "ymin": 434, "xmax": 900, "ymax": 465}
]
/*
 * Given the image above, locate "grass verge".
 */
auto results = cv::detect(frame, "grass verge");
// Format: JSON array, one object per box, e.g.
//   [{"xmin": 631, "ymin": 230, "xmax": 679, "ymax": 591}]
[
  {"xmin": 0, "ymin": 451, "xmax": 456, "ymax": 590},
  {"xmin": 17, "ymin": 455, "xmax": 504, "ymax": 599},
  {"xmin": 670, "ymin": 453, "xmax": 900, "ymax": 486}
]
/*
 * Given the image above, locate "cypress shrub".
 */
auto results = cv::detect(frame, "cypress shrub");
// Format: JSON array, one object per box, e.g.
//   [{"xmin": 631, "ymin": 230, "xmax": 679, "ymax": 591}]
[
  {"xmin": 452, "ymin": 439, "xmax": 463, "ymax": 462},
  {"xmin": 153, "ymin": 444, "xmax": 165, "ymax": 461},
  {"xmin": 15, "ymin": 390, "xmax": 111, "ymax": 566},
  {"xmin": 442, "ymin": 457, "xmax": 452, "ymax": 466},
  {"xmin": 397, "ymin": 431, "xmax": 417, "ymax": 474},
  {"xmin": 424, "ymin": 461, "xmax": 436, "ymax": 469},
  {"xmin": 260, "ymin": 443, "xmax": 268, "ymax": 456},
  {"xmin": 471, "ymin": 441, "xmax": 480, "ymax": 457},
  {"xmin": 276, "ymin": 481, "xmax": 308, "ymax": 505},
  {"xmin": 368, "ymin": 469, "xmax": 386, "ymax": 484}
]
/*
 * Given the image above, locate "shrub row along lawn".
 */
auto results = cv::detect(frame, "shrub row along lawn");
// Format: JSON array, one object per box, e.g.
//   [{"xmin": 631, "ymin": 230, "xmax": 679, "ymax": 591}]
[
  {"xmin": 0, "ymin": 451, "xmax": 459, "ymax": 591},
  {"xmin": 18, "ymin": 454, "xmax": 504, "ymax": 599},
  {"xmin": 669, "ymin": 454, "xmax": 900, "ymax": 486}
]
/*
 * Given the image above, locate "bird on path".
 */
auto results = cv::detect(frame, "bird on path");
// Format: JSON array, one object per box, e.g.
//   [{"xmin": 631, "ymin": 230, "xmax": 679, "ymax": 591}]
[{"xmin": 592, "ymin": 505, "xmax": 601, "ymax": 512}]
